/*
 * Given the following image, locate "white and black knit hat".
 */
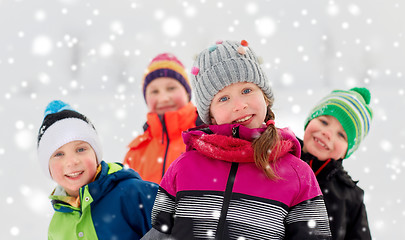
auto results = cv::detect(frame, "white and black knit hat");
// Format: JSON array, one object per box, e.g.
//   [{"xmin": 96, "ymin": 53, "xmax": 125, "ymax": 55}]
[
  {"xmin": 190, "ymin": 40, "xmax": 273, "ymax": 124},
  {"xmin": 37, "ymin": 100, "xmax": 102, "ymax": 178}
]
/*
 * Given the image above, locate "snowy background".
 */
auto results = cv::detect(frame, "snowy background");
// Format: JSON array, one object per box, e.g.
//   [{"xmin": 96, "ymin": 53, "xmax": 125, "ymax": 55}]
[{"xmin": 0, "ymin": 0, "xmax": 404, "ymax": 239}]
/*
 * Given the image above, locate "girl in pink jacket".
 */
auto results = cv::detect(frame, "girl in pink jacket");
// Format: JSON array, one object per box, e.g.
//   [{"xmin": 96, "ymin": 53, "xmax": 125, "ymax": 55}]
[{"xmin": 143, "ymin": 40, "xmax": 331, "ymax": 240}]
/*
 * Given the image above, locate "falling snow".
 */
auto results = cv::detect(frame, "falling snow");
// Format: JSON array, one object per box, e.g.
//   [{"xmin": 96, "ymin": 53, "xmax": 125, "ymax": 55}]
[{"xmin": 0, "ymin": 0, "xmax": 404, "ymax": 239}]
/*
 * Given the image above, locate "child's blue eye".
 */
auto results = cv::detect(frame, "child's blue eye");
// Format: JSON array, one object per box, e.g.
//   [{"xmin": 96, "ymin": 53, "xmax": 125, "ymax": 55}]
[
  {"xmin": 242, "ymin": 88, "xmax": 252, "ymax": 94},
  {"xmin": 77, "ymin": 148, "xmax": 86, "ymax": 153},
  {"xmin": 219, "ymin": 96, "xmax": 229, "ymax": 102},
  {"xmin": 321, "ymin": 120, "xmax": 328, "ymax": 125},
  {"xmin": 54, "ymin": 152, "xmax": 63, "ymax": 157}
]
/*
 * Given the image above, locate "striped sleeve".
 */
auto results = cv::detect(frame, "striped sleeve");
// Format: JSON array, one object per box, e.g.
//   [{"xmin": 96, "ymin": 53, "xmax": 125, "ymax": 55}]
[
  {"xmin": 285, "ymin": 195, "xmax": 331, "ymax": 239},
  {"xmin": 151, "ymin": 187, "xmax": 176, "ymax": 234}
]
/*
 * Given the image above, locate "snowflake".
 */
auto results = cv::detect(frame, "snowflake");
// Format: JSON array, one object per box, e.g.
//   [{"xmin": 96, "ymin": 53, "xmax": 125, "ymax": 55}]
[
  {"xmin": 161, "ymin": 224, "xmax": 169, "ymax": 232},
  {"xmin": 307, "ymin": 219, "xmax": 316, "ymax": 228}
]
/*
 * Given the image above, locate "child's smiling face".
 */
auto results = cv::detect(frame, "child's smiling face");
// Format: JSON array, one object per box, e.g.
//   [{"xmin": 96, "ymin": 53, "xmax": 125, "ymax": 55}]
[
  {"xmin": 303, "ymin": 115, "xmax": 348, "ymax": 161},
  {"xmin": 210, "ymin": 82, "xmax": 268, "ymax": 129},
  {"xmin": 145, "ymin": 77, "xmax": 189, "ymax": 115},
  {"xmin": 49, "ymin": 140, "xmax": 98, "ymax": 197}
]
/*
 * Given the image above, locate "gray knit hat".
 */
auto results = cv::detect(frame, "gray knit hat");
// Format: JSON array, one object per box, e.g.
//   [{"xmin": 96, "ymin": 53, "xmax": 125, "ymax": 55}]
[{"xmin": 190, "ymin": 40, "xmax": 273, "ymax": 124}]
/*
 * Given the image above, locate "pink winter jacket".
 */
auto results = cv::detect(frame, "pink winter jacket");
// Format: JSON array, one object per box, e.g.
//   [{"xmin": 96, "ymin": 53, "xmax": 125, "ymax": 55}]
[{"xmin": 150, "ymin": 124, "xmax": 331, "ymax": 240}]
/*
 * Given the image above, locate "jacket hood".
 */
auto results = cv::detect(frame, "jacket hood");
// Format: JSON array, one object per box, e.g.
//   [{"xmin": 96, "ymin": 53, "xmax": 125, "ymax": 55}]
[{"xmin": 183, "ymin": 124, "xmax": 301, "ymax": 163}]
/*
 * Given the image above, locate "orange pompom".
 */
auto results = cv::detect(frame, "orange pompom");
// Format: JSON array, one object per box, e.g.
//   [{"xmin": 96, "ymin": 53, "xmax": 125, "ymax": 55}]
[{"xmin": 241, "ymin": 40, "xmax": 248, "ymax": 47}]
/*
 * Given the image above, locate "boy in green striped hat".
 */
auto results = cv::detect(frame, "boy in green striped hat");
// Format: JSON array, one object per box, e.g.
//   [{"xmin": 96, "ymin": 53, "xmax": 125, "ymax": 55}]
[{"xmin": 298, "ymin": 87, "xmax": 372, "ymax": 240}]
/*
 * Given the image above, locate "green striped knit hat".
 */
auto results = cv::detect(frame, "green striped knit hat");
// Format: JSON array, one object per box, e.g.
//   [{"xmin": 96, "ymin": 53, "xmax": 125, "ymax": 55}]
[{"xmin": 304, "ymin": 87, "xmax": 373, "ymax": 159}]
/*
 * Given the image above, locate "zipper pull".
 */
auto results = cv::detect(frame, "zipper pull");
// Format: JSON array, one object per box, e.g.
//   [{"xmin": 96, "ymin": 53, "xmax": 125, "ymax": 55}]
[{"xmin": 232, "ymin": 126, "xmax": 239, "ymax": 138}]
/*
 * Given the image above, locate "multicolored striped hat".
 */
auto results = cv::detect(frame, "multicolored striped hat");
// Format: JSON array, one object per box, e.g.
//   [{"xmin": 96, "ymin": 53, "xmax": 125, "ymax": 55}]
[
  {"xmin": 142, "ymin": 53, "xmax": 191, "ymax": 101},
  {"xmin": 304, "ymin": 87, "xmax": 373, "ymax": 159}
]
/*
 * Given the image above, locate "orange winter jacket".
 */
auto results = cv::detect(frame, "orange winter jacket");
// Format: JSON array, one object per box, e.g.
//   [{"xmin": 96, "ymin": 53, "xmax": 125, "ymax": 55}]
[{"xmin": 123, "ymin": 102, "xmax": 202, "ymax": 184}]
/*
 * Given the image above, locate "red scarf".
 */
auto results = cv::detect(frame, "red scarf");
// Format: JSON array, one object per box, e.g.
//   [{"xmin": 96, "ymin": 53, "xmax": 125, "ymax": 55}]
[{"xmin": 189, "ymin": 133, "xmax": 294, "ymax": 163}]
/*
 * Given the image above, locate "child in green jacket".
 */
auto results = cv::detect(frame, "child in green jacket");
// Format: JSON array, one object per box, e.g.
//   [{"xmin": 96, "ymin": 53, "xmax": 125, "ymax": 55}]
[{"xmin": 37, "ymin": 100, "xmax": 158, "ymax": 240}]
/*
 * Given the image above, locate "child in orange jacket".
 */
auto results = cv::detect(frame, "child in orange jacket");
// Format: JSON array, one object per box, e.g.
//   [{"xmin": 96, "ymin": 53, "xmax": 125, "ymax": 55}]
[{"xmin": 123, "ymin": 53, "xmax": 202, "ymax": 183}]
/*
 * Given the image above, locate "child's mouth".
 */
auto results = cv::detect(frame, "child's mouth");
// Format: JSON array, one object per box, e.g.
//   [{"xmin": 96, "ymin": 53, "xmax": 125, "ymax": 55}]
[
  {"xmin": 65, "ymin": 171, "xmax": 84, "ymax": 178},
  {"xmin": 157, "ymin": 105, "xmax": 176, "ymax": 112},
  {"xmin": 314, "ymin": 137, "xmax": 329, "ymax": 150},
  {"xmin": 233, "ymin": 115, "xmax": 253, "ymax": 124}
]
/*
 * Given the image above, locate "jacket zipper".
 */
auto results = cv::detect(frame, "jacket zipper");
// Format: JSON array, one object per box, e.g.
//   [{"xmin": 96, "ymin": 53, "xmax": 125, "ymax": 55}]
[
  {"xmin": 215, "ymin": 126, "xmax": 240, "ymax": 239},
  {"xmin": 215, "ymin": 162, "xmax": 239, "ymax": 239},
  {"xmin": 161, "ymin": 115, "xmax": 170, "ymax": 179}
]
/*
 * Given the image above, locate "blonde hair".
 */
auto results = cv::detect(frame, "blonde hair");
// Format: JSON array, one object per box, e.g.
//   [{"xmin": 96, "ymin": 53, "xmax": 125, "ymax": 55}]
[{"xmin": 252, "ymin": 95, "xmax": 280, "ymax": 180}]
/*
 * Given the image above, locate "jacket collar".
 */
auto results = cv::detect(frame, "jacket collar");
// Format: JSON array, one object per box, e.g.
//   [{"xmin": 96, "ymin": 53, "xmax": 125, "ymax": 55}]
[
  {"xmin": 86, "ymin": 161, "xmax": 140, "ymax": 200},
  {"xmin": 146, "ymin": 102, "xmax": 197, "ymax": 139},
  {"xmin": 298, "ymin": 138, "xmax": 346, "ymax": 180}
]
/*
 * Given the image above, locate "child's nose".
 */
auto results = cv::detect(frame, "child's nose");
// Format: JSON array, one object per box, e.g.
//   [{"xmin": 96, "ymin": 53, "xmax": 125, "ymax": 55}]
[
  {"xmin": 321, "ymin": 129, "xmax": 332, "ymax": 139},
  {"xmin": 159, "ymin": 91, "xmax": 171, "ymax": 101},
  {"xmin": 66, "ymin": 155, "xmax": 80, "ymax": 166},
  {"xmin": 233, "ymin": 98, "xmax": 248, "ymax": 111}
]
